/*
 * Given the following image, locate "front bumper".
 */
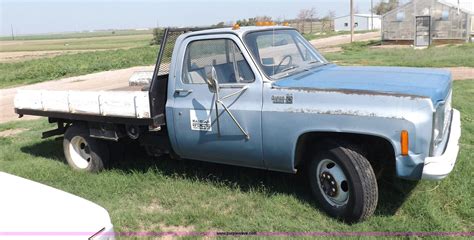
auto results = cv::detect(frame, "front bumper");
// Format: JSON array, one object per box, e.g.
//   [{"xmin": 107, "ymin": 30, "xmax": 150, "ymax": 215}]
[{"xmin": 422, "ymin": 109, "xmax": 461, "ymax": 180}]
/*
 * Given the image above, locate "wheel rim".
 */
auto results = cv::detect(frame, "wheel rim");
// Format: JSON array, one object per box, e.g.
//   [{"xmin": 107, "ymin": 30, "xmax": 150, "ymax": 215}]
[
  {"xmin": 316, "ymin": 159, "xmax": 349, "ymax": 207},
  {"xmin": 69, "ymin": 136, "xmax": 91, "ymax": 169}
]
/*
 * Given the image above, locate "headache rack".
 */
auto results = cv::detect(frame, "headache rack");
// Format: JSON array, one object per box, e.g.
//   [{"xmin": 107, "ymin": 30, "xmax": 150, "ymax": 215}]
[{"xmin": 148, "ymin": 27, "xmax": 220, "ymax": 125}]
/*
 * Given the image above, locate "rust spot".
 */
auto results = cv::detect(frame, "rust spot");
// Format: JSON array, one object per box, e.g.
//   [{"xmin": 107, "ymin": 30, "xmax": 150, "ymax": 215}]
[
  {"xmin": 273, "ymin": 86, "xmax": 427, "ymax": 100},
  {"xmin": 283, "ymin": 107, "xmax": 403, "ymax": 119}
]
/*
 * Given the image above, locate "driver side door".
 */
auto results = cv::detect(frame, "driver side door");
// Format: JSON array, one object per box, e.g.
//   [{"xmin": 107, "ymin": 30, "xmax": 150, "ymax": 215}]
[{"xmin": 171, "ymin": 34, "xmax": 264, "ymax": 168}]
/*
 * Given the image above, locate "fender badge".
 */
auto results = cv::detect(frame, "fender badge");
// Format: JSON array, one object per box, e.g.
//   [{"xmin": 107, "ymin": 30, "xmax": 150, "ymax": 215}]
[{"xmin": 272, "ymin": 94, "xmax": 293, "ymax": 104}]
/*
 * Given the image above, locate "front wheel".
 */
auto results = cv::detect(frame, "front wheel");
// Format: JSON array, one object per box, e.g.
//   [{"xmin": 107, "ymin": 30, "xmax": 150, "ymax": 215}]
[
  {"xmin": 308, "ymin": 142, "xmax": 378, "ymax": 222},
  {"xmin": 63, "ymin": 124, "xmax": 109, "ymax": 172}
]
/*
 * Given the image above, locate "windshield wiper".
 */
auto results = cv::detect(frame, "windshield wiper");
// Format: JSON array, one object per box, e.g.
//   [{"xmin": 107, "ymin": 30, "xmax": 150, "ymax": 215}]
[
  {"xmin": 304, "ymin": 61, "xmax": 329, "ymax": 70},
  {"xmin": 307, "ymin": 60, "xmax": 320, "ymax": 64},
  {"xmin": 279, "ymin": 65, "xmax": 298, "ymax": 73},
  {"xmin": 272, "ymin": 65, "xmax": 302, "ymax": 79}
]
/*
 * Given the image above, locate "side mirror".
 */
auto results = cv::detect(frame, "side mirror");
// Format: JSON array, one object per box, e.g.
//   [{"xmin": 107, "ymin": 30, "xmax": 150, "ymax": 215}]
[{"xmin": 204, "ymin": 65, "xmax": 219, "ymax": 93}]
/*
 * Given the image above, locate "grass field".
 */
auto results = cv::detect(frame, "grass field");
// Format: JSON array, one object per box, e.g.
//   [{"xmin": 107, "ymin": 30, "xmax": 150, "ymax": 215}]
[
  {"xmin": 325, "ymin": 41, "xmax": 474, "ymax": 67},
  {"xmin": 0, "ymin": 34, "xmax": 153, "ymax": 52},
  {"xmin": 0, "ymin": 46, "xmax": 157, "ymax": 88},
  {"xmin": 0, "ymin": 80, "xmax": 472, "ymax": 235},
  {"xmin": 0, "ymin": 29, "xmax": 156, "ymax": 88},
  {"xmin": 0, "ymin": 29, "xmax": 153, "ymax": 41}
]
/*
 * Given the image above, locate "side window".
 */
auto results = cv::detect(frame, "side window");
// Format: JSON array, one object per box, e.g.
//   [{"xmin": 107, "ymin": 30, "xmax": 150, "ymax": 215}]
[
  {"xmin": 182, "ymin": 39, "xmax": 255, "ymax": 84},
  {"xmin": 396, "ymin": 11, "xmax": 405, "ymax": 22},
  {"xmin": 441, "ymin": 10, "xmax": 449, "ymax": 21}
]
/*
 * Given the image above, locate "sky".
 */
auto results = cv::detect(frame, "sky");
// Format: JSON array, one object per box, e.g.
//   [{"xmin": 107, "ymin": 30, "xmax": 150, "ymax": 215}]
[
  {"xmin": 4, "ymin": 0, "xmax": 474, "ymax": 36},
  {"xmin": 1, "ymin": 0, "xmax": 383, "ymax": 36}
]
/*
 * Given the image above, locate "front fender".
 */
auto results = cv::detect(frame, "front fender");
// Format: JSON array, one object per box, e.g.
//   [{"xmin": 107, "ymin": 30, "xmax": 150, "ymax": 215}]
[{"xmin": 262, "ymin": 88, "xmax": 435, "ymax": 180}]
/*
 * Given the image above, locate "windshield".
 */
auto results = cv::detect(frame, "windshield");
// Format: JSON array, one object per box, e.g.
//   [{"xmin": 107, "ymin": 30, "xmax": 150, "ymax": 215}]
[{"xmin": 244, "ymin": 29, "xmax": 328, "ymax": 80}]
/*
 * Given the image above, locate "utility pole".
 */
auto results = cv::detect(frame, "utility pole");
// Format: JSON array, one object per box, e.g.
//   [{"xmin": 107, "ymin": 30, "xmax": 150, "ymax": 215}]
[
  {"xmin": 11, "ymin": 24, "xmax": 15, "ymax": 40},
  {"xmin": 371, "ymin": 0, "xmax": 374, "ymax": 30},
  {"xmin": 350, "ymin": 0, "xmax": 354, "ymax": 42}
]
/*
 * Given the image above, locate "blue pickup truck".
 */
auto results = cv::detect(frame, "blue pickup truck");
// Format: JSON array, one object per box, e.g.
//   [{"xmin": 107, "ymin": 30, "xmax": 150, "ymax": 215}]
[{"xmin": 14, "ymin": 26, "xmax": 461, "ymax": 222}]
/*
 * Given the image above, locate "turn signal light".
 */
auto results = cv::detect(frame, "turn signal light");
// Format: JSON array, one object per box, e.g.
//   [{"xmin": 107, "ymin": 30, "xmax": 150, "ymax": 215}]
[
  {"xmin": 401, "ymin": 130, "xmax": 409, "ymax": 156},
  {"xmin": 255, "ymin": 21, "xmax": 275, "ymax": 26},
  {"xmin": 232, "ymin": 24, "xmax": 240, "ymax": 30}
]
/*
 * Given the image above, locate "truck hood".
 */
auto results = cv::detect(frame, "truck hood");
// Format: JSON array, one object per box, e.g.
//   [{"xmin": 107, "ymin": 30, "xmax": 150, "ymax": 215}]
[
  {"xmin": 274, "ymin": 65, "xmax": 452, "ymax": 104},
  {"xmin": 0, "ymin": 172, "xmax": 113, "ymax": 237}
]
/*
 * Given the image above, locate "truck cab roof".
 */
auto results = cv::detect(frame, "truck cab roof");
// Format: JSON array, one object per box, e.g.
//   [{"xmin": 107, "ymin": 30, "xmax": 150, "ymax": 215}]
[{"xmin": 180, "ymin": 26, "xmax": 294, "ymax": 38}]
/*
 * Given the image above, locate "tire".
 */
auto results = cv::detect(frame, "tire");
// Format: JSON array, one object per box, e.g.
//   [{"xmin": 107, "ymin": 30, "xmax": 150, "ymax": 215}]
[
  {"xmin": 308, "ymin": 141, "xmax": 378, "ymax": 222},
  {"xmin": 63, "ymin": 124, "xmax": 109, "ymax": 172}
]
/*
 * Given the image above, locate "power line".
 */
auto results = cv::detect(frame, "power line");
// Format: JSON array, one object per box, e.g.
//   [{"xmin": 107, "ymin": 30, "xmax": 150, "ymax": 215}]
[
  {"xmin": 371, "ymin": 0, "xmax": 374, "ymax": 30},
  {"xmin": 350, "ymin": 0, "xmax": 354, "ymax": 42},
  {"xmin": 11, "ymin": 24, "xmax": 15, "ymax": 40}
]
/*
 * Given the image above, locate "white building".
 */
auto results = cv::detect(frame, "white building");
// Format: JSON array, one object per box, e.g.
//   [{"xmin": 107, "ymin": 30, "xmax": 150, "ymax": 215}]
[{"xmin": 334, "ymin": 14, "xmax": 381, "ymax": 31}]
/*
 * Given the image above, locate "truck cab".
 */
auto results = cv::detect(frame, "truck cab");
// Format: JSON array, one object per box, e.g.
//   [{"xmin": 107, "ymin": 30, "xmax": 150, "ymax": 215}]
[{"xmin": 14, "ymin": 26, "xmax": 462, "ymax": 222}]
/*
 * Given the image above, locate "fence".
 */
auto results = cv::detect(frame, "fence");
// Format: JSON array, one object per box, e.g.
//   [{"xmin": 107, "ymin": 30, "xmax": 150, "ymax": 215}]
[{"xmin": 288, "ymin": 20, "xmax": 334, "ymax": 34}]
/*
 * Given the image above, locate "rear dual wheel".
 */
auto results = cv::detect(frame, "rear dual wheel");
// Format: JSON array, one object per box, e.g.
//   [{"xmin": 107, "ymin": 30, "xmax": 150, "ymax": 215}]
[
  {"xmin": 63, "ymin": 124, "xmax": 108, "ymax": 172},
  {"xmin": 308, "ymin": 142, "xmax": 378, "ymax": 222}
]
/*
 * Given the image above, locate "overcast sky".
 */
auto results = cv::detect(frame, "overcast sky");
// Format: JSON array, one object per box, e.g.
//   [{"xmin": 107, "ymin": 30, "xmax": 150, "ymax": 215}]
[{"xmin": 1, "ymin": 0, "xmax": 384, "ymax": 36}]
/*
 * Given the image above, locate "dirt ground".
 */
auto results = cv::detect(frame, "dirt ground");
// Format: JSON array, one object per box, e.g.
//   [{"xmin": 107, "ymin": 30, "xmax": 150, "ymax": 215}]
[
  {"xmin": 0, "ymin": 49, "xmax": 122, "ymax": 63},
  {"xmin": 369, "ymin": 45, "xmax": 412, "ymax": 50},
  {"xmin": 0, "ymin": 128, "xmax": 28, "ymax": 137},
  {"xmin": 446, "ymin": 67, "xmax": 474, "ymax": 81},
  {"xmin": 0, "ymin": 33, "xmax": 151, "ymax": 62},
  {"xmin": 0, "ymin": 51, "xmax": 68, "ymax": 63}
]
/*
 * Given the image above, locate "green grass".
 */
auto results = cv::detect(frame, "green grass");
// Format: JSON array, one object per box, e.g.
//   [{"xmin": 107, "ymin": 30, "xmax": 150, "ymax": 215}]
[
  {"xmin": 0, "ymin": 46, "xmax": 158, "ymax": 88},
  {"xmin": 0, "ymin": 29, "xmax": 153, "ymax": 41},
  {"xmin": 324, "ymin": 41, "xmax": 474, "ymax": 68},
  {"xmin": 0, "ymin": 34, "xmax": 153, "ymax": 52},
  {"xmin": 303, "ymin": 30, "xmax": 377, "ymax": 41},
  {"xmin": 0, "ymin": 80, "xmax": 472, "ymax": 235}
]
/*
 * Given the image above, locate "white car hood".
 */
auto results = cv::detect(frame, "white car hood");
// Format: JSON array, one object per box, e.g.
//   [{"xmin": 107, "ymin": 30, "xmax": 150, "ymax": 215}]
[{"xmin": 0, "ymin": 172, "xmax": 113, "ymax": 239}]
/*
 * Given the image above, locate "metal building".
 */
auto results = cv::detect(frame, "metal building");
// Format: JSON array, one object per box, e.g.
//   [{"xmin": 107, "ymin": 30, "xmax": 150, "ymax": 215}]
[
  {"xmin": 382, "ymin": 0, "xmax": 474, "ymax": 46},
  {"xmin": 334, "ymin": 14, "xmax": 381, "ymax": 31}
]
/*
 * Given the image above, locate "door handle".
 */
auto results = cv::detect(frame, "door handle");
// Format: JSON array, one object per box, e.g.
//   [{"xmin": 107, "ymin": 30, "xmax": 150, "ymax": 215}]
[{"xmin": 175, "ymin": 89, "xmax": 193, "ymax": 94}]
